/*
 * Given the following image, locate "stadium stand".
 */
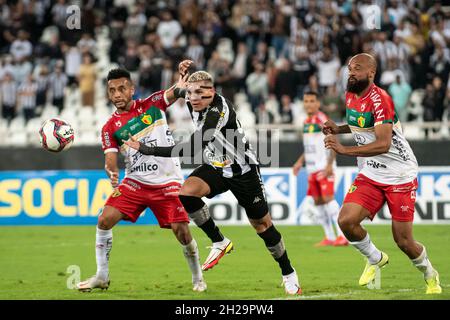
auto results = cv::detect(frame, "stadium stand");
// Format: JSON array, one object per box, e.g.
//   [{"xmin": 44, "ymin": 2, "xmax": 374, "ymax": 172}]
[{"xmin": 0, "ymin": 0, "xmax": 449, "ymax": 146}]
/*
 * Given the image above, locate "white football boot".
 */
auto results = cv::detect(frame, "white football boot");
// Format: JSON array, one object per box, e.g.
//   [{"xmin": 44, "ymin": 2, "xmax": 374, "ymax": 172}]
[
  {"xmin": 202, "ymin": 238, "xmax": 234, "ymax": 271},
  {"xmin": 282, "ymin": 269, "xmax": 302, "ymax": 295},
  {"xmin": 76, "ymin": 275, "xmax": 110, "ymax": 292}
]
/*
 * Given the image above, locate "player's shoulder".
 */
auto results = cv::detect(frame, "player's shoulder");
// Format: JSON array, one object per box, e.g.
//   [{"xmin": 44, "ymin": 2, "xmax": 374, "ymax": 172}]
[
  {"xmin": 370, "ymin": 84, "xmax": 389, "ymax": 98},
  {"xmin": 101, "ymin": 113, "xmax": 117, "ymax": 132},
  {"xmin": 371, "ymin": 84, "xmax": 394, "ymax": 104}
]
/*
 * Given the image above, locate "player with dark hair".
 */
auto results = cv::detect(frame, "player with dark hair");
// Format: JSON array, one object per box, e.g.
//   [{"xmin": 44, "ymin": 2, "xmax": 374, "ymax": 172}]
[
  {"xmin": 125, "ymin": 70, "xmax": 302, "ymax": 295},
  {"xmin": 293, "ymin": 91, "xmax": 348, "ymax": 247},
  {"xmin": 323, "ymin": 53, "xmax": 441, "ymax": 294},
  {"xmin": 76, "ymin": 61, "xmax": 208, "ymax": 292}
]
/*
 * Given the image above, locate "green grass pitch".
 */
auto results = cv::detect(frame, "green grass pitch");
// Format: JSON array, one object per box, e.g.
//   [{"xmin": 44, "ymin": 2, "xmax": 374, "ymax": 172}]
[{"xmin": 0, "ymin": 225, "xmax": 449, "ymax": 300}]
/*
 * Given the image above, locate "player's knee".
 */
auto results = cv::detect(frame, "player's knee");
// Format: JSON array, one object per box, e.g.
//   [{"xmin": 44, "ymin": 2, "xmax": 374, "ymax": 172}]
[
  {"xmin": 337, "ymin": 213, "xmax": 355, "ymax": 231},
  {"xmin": 98, "ymin": 214, "xmax": 113, "ymax": 230},
  {"xmin": 180, "ymin": 180, "xmax": 208, "ymax": 197},
  {"xmin": 249, "ymin": 212, "xmax": 271, "ymax": 233},
  {"xmin": 179, "ymin": 195, "xmax": 205, "ymax": 214},
  {"xmin": 171, "ymin": 223, "xmax": 191, "ymax": 245}
]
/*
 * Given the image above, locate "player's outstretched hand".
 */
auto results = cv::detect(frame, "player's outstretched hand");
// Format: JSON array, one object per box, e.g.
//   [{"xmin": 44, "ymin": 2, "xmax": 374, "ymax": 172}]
[
  {"xmin": 322, "ymin": 120, "xmax": 339, "ymax": 135},
  {"xmin": 178, "ymin": 60, "xmax": 193, "ymax": 77},
  {"xmin": 123, "ymin": 133, "xmax": 141, "ymax": 151}
]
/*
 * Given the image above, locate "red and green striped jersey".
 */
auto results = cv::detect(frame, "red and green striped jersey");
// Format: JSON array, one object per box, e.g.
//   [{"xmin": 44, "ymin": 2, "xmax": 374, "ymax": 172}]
[
  {"xmin": 345, "ymin": 84, "xmax": 418, "ymax": 185},
  {"xmin": 101, "ymin": 90, "xmax": 183, "ymax": 186}
]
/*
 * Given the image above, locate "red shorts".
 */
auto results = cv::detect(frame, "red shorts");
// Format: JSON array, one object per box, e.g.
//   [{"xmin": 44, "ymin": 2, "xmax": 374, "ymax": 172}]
[
  {"xmin": 105, "ymin": 178, "xmax": 189, "ymax": 228},
  {"xmin": 307, "ymin": 171, "xmax": 335, "ymax": 198},
  {"xmin": 344, "ymin": 174, "xmax": 418, "ymax": 222}
]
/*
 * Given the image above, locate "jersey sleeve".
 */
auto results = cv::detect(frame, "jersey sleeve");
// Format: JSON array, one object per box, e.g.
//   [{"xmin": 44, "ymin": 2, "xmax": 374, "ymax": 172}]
[
  {"xmin": 317, "ymin": 111, "xmax": 329, "ymax": 125},
  {"xmin": 373, "ymin": 90, "xmax": 395, "ymax": 126},
  {"xmin": 140, "ymin": 90, "xmax": 171, "ymax": 112},
  {"xmin": 101, "ymin": 122, "xmax": 119, "ymax": 154}
]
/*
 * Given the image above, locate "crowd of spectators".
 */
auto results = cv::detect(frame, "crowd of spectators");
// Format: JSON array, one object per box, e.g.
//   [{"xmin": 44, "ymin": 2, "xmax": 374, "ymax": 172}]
[{"xmin": 0, "ymin": 0, "xmax": 449, "ymax": 137}]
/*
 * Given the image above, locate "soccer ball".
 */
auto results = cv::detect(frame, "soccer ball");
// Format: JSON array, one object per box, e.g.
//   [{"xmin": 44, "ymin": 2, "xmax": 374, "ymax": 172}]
[{"xmin": 39, "ymin": 118, "xmax": 75, "ymax": 152}]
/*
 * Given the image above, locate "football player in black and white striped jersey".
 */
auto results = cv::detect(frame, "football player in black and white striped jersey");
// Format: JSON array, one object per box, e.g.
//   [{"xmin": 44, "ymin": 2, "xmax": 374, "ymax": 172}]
[{"xmin": 125, "ymin": 67, "xmax": 302, "ymax": 295}]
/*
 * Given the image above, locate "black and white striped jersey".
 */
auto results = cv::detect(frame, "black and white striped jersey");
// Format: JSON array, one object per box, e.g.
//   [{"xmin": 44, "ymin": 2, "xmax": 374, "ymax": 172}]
[
  {"xmin": 186, "ymin": 93, "xmax": 259, "ymax": 178},
  {"xmin": 137, "ymin": 92, "xmax": 259, "ymax": 178}
]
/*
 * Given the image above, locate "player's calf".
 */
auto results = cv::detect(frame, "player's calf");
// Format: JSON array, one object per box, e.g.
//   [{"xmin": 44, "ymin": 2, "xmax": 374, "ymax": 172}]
[{"xmin": 256, "ymin": 223, "xmax": 301, "ymax": 294}]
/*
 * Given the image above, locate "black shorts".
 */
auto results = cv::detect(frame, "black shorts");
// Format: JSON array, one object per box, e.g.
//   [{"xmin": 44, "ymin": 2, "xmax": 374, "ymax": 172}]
[{"xmin": 189, "ymin": 164, "xmax": 269, "ymax": 220}]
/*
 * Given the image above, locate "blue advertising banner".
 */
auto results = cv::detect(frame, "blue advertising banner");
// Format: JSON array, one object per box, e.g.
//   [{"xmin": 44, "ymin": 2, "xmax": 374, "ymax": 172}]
[{"xmin": 1, "ymin": 168, "xmax": 449, "ymax": 225}]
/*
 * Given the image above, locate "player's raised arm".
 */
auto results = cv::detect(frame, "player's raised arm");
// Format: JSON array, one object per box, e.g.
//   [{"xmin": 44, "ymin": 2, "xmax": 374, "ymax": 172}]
[{"xmin": 164, "ymin": 60, "xmax": 193, "ymax": 105}]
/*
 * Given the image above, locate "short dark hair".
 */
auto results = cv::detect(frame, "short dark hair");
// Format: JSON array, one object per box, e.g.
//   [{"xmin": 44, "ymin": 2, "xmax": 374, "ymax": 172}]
[
  {"xmin": 107, "ymin": 68, "xmax": 131, "ymax": 81},
  {"xmin": 303, "ymin": 91, "xmax": 320, "ymax": 99}
]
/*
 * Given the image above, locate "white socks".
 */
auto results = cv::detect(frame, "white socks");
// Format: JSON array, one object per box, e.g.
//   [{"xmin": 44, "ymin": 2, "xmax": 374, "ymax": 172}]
[
  {"xmin": 412, "ymin": 245, "xmax": 436, "ymax": 279},
  {"xmin": 182, "ymin": 239, "xmax": 203, "ymax": 283},
  {"xmin": 324, "ymin": 200, "xmax": 345, "ymax": 237},
  {"xmin": 316, "ymin": 205, "xmax": 337, "ymax": 241},
  {"xmin": 95, "ymin": 227, "xmax": 113, "ymax": 281},
  {"xmin": 350, "ymin": 233, "xmax": 382, "ymax": 264}
]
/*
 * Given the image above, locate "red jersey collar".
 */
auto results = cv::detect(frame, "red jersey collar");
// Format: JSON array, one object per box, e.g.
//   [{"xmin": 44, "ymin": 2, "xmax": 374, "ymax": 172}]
[
  {"xmin": 349, "ymin": 83, "xmax": 375, "ymax": 101},
  {"xmin": 113, "ymin": 100, "xmax": 136, "ymax": 117}
]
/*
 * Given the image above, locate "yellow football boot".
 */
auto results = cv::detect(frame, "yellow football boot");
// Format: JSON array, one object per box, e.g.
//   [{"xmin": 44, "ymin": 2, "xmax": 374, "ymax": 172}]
[
  {"xmin": 425, "ymin": 271, "xmax": 442, "ymax": 294},
  {"xmin": 359, "ymin": 251, "xmax": 389, "ymax": 286}
]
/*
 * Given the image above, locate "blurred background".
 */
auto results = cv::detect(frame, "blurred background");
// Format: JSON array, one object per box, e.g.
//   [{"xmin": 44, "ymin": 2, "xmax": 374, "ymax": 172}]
[{"xmin": 0, "ymin": 0, "xmax": 449, "ymax": 149}]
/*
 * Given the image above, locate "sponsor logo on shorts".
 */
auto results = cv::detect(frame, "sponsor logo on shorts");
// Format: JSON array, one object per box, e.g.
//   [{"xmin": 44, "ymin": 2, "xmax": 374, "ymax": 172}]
[
  {"xmin": 253, "ymin": 196, "xmax": 262, "ymax": 204},
  {"xmin": 401, "ymin": 205, "xmax": 409, "ymax": 212},
  {"xmin": 111, "ymin": 188, "xmax": 122, "ymax": 197},
  {"xmin": 348, "ymin": 184, "xmax": 357, "ymax": 194},
  {"xmin": 124, "ymin": 179, "xmax": 141, "ymax": 191}
]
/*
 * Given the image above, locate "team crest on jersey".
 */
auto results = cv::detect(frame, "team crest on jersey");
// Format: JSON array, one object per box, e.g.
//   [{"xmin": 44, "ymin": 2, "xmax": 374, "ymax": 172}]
[
  {"xmin": 308, "ymin": 124, "xmax": 315, "ymax": 133},
  {"xmin": 348, "ymin": 184, "xmax": 357, "ymax": 193},
  {"xmin": 141, "ymin": 114, "xmax": 153, "ymax": 125},
  {"xmin": 111, "ymin": 188, "xmax": 122, "ymax": 197},
  {"xmin": 357, "ymin": 116, "xmax": 365, "ymax": 128}
]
